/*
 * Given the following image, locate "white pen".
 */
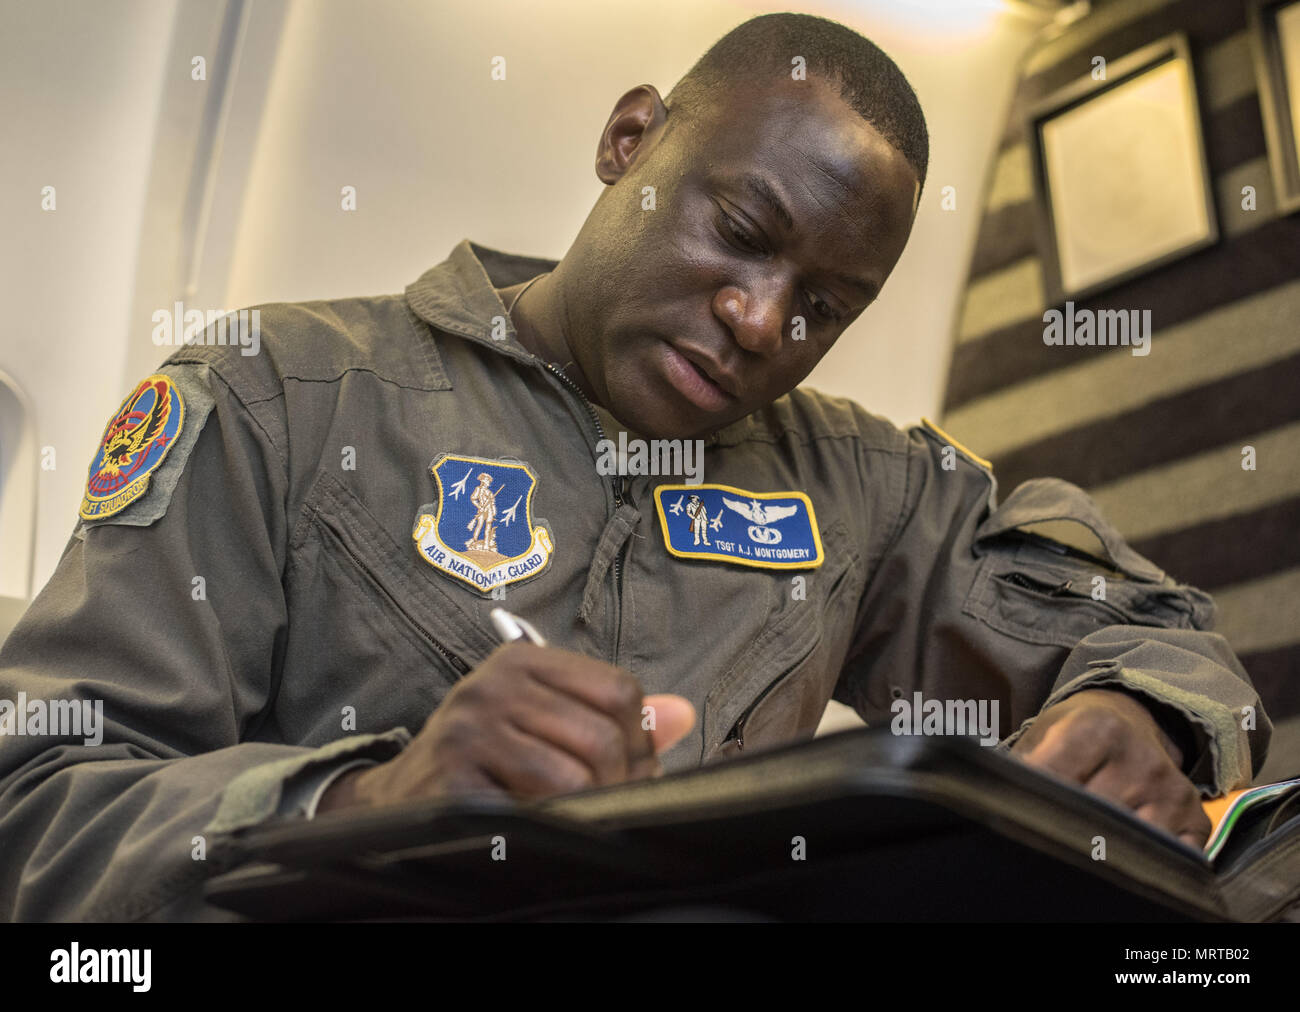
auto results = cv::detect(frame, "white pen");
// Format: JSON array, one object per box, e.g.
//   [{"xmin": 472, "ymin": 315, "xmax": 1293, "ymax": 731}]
[{"xmin": 489, "ymin": 607, "xmax": 548, "ymax": 647}]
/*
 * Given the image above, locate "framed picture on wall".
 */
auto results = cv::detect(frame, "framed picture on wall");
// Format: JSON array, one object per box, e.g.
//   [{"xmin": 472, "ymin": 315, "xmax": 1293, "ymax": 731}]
[
  {"xmin": 1027, "ymin": 34, "xmax": 1218, "ymax": 304},
  {"xmin": 1250, "ymin": 0, "xmax": 1300, "ymax": 214}
]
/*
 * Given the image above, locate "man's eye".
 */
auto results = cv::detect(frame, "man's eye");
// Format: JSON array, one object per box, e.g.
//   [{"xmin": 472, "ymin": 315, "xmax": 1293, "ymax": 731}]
[
  {"xmin": 719, "ymin": 210, "xmax": 763, "ymax": 253},
  {"xmin": 807, "ymin": 294, "xmax": 841, "ymax": 324}
]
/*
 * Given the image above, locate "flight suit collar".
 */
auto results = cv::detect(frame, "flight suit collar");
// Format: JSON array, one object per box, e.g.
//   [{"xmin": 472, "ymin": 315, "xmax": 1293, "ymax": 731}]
[{"xmin": 404, "ymin": 238, "xmax": 558, "ymax": 361}]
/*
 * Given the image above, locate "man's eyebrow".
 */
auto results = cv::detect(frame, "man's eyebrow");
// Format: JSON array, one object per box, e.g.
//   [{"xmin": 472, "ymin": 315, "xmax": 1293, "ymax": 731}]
[
  {"xmin": 740, "ymin": 173, "xmax": 794, "ymax": 232},
  {"xmin": 832, "ymin": 271, "xmax": 878, "ymax": 303},
  {"xmin": 736, "ymin": 172, "xmax": 879, "ymax": 304}
]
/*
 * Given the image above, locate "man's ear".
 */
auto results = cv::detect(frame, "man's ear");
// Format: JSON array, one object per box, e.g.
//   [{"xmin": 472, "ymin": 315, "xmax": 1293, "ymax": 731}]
[{"xmin": 596, "ymin": 84, "xmax": 669, "ymax": 185}]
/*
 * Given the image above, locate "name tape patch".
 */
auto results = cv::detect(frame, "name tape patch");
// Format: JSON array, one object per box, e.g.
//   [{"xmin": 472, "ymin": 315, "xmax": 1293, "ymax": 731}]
[{"xmin": 654, "ymin": 483, "xmax": 823, "ymax": 570}]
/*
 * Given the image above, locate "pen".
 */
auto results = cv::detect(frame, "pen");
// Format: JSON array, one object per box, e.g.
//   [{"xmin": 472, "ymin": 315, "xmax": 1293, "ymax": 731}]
[{"xmin": 489, "ymin": 607, "xmax": 548, "ymax": 647}]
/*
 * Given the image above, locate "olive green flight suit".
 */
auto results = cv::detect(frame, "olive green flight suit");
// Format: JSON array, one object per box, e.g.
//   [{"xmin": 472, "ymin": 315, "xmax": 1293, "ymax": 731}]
[{"xmin": 0, "ymin": 239, "xmax": 1270, "ymax": 921}]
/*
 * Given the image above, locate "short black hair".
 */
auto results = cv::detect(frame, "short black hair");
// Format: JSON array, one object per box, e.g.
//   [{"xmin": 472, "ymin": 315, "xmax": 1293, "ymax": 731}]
[{"xmin": 666, "ymin": 12, "xmax": 929, "ymax": 195}]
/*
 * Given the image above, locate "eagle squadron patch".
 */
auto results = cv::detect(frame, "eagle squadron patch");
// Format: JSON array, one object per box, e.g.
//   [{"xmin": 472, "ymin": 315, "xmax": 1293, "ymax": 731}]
[
  {"xmin": 654, "ymin": 483, "xmax": 823, "ymax": 570},
  {"xmin": 80, "ymin": 374, "xmax": 186, "ymax": 520},
  {"xmin": 413, "ymin": 454, "xmax": 555, "ymax": 595}
]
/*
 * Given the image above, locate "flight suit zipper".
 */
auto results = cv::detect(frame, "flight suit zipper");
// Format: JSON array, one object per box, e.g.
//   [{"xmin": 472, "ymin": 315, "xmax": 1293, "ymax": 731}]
[
  {"xmin": 538, "ymin": 360, "xmax": 625, "ymax": 506},
  {"xmin": 539, "ymin": 360, "xmax": 628, "ymax": 599},
  {"xmin": 321, "ymin": 522, "xmax": 472, "ymax": 676}
]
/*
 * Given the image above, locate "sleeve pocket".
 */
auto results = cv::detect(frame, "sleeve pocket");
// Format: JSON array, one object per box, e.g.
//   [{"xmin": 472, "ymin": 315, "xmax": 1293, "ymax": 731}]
[{"xmin": 963, "ymin": 478, "xmax": 1214, "ymax": 649}]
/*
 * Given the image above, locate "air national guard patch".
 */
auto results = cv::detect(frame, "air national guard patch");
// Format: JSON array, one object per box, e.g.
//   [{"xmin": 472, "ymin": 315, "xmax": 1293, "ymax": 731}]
[
  {"xmin": 80, "ymin": 374, "xmax": 185, "ymax": 520},
  {"xmin": 654, "ymin": 483, "xmax": 823, "ymax": 570},
  {"xmin": 413, "ymin": 454, "xmax": 555, "ymax": 595}
]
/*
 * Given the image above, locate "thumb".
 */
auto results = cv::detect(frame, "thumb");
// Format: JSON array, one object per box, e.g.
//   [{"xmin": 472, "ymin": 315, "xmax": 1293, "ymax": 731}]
[{"xmin": 642, "ymin": 694, "xmax": 696, "ymax": 754}]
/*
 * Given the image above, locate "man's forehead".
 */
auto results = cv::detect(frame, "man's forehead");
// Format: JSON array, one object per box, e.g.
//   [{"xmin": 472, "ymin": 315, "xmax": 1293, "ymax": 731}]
[
  {"xmin": 702, "ymin": 86, "xmax": 868, "ymax": 160},
  {"xmin": 693, "ymin": 86, "xmax": 914, "ymax": 211}
]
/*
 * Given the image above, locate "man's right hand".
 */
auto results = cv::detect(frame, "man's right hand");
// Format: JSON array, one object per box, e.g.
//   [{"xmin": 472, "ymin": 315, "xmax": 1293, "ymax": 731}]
[{"xmin": 316, "ymin": 641, "xmax": 695, "ymax": 815}]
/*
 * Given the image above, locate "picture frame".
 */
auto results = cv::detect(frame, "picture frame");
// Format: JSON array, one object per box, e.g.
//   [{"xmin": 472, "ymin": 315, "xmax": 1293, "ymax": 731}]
[
  {"xmin": 1026, "ymin": 33, "xmax": 1219, "ymax": 305},
  {"xmin": 1250, "ymin": 0, "xmax": 1300, "ymax": 215}
]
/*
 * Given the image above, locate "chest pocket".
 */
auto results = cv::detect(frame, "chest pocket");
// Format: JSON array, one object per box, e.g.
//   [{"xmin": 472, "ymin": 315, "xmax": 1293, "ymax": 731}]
[
  {"xmin": 280, "ymin": 471, "xmax": 500, "ymax": 745},
  {"xmin": 962, "ymin": 478, "xmax": 1213, "ymax": 650},
  {"xmin": 701, "ymin": 519, "xmax": 861, "ymax": 761}
]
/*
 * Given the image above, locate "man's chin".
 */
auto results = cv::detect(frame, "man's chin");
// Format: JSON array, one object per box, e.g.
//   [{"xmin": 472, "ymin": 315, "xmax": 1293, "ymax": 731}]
[{"xmin": 604, "ymin": 399, "xmax": 725, "ymax": 441}]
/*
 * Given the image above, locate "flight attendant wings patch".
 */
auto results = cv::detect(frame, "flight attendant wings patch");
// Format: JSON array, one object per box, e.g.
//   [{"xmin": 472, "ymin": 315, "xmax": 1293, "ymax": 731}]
[{"xmin": 654, "ymin": 483, "xmax": 824, "ymax": 570}]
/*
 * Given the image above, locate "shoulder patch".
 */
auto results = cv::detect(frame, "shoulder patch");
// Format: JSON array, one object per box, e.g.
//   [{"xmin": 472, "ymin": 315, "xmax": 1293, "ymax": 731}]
[
  {"xmin": 653, "ymin": 483, "xmax": 823, "ymax": 570},
  {"xmin": 79, "ymin": 368, "xmax": 215, "ymax": 526},
  {"xmin": 920, "ymin": 417, "xmax": 993, "ymax": 472}
]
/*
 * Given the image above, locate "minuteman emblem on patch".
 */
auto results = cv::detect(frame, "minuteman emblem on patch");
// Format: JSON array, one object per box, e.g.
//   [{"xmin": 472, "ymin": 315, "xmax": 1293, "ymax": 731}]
[
  {"xmin": 80, "ymin": 374, "xmax": 185, "ymax": 520},
  {"xmin": 413, "ymin": 454, "xmax": 555, "ymax": 595},
  {"xmin": 654, "ymin": 483, "xmax": 824, "ymax": 570}
]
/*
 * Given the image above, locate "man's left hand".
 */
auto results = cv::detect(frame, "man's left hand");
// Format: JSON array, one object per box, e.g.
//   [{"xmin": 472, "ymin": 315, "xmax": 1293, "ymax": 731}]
[{"xmin": 1010, "ymin": 688, "xmax": 1211, "ymax": 849}]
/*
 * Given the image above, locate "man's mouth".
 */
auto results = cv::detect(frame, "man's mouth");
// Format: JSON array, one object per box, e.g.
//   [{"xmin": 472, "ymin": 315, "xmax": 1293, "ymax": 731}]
[{"xmin": 659, "ymin": 341, "xmax": 738, "ymax": 412}]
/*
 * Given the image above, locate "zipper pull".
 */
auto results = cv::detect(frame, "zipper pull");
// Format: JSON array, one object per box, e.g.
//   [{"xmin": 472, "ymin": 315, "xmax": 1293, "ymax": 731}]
[
  {"xmin": 612, "ymin": 475, "xmax": 626, "ymax": 507},
  {"xmin": 431, "ymin": 639, "xmax": 471, "ymax": 676},
  {"xmin": 1003, "ymin": 572, "xmax": 1072, "ymax": 596}
]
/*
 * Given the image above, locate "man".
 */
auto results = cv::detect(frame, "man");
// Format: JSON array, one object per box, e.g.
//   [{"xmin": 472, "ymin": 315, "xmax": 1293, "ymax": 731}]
[
  {"xmin": 0, "ymin": 13, "xmax": 1270, "ymax": 921},
  {"xmin": 686, "ymin": 494, "xmax": 710, "ymax": 546},
  {"xmin": 466, "ymin": 472, "xmax": 500, "ymax": 553}
]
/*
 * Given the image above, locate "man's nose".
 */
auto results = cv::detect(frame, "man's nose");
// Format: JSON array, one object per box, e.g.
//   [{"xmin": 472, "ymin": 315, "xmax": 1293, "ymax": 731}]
[{"xmin": 714, "ymin": 284, "xmax": 786, "ymax": 356}]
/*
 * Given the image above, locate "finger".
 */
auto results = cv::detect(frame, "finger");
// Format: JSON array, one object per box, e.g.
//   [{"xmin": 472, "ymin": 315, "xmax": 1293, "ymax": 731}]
[
  {"xmin": 503, "ymin": 676, "xmax": 641, "ymax": 786},
  {"xmin": 642, "ymin": 694, "xmax": 696, "ymax": 755},
  {"xmin": 1178, "ymin": 825, "xmax": 1211, "ymax": 850},
  {"xmin": 1187, "ymin": 802, "xmax": 1213, "ymax": 848},
  {"xmin": 1083, "ymin": 754, "xmax": 1212, "ymax": 847},
  {"xmin": 1132, "ymin": 803, "xmax": 1212, "ymax": 850},
  {"xmin": 488, "ymin": 643, "xmax": 655, "ymax": 768},
  {"xmin": 494, "ymin": 642, "xmax": 646, "ymax": 723},
  {"xmin": 1078, "ymin": 736, "xmax": 1167, "ymax": 810},
  {"xmin": 476, "ymin": 719, "xmax": 599, "ymax": 800},
  {"xmin": 432, "ymin": 761, "xmax": 511, "ymax": 800},
  {"xmin": 1086, "ymin": 763, "xmax": 1180, "ymax": 833},
  {"xmin": 1133, "ymin": 784, "xmax": 1212, "ymax": 849}
]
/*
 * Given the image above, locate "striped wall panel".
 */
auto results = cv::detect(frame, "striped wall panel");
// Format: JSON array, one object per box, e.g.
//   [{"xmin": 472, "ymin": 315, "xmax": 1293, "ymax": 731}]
[{"xmin": 939, "ymin": 0, "xmax": 1300, "ymax": 780}]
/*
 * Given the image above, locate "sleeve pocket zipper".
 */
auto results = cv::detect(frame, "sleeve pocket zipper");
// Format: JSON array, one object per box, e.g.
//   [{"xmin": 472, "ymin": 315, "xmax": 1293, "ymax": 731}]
[
  {"xmin": 318, "ymin": 521, "xmax": 472, "ymax": 676},
  {"xmin": 995, "ymin": 569, "xmax": 1137, "ymax": 626},
  {"xmin": 998, "ymin": 572, "xmax": 1075, "ymax": 596}
]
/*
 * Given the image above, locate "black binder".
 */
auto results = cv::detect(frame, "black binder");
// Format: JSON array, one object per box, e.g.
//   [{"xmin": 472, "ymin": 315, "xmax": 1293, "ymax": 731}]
[{"xmin": 203, "ymin": 728, "xmax": 1300, "ymax": 921}]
